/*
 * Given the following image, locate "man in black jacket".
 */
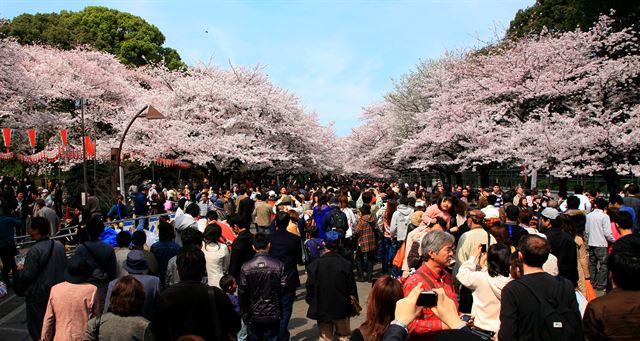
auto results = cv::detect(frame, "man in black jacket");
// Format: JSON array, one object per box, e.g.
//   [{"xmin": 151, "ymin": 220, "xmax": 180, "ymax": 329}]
[
  {"xmin": 306, "ymin": 230, "xmax": 358, "ymax": 341},
  {"xmin": 503, "ymin": 205, "xmax": 529, "ymax": 247},
  {"xmin": 75, "ymin": 217, "xmax": 118, "ymax": 307},
  {"xmin": 156, "ymin": 245, "xmax": 240, "ymax": 341},
  {"xmin": 239, "ymin": 233, "xmax": 286, "ymax": 341},
  {"xmin": 324, "ymin": 196, "xmax": 348, "ymax": 234},
  {"xmin": 13, "ymin": 217, "xmax": 66, "ymax": 340},
  {"xmin": 268, "ymin": 211, "xmax": 303, "ymax": 341},
  {"xmin": 540, "ymin": 207, "xmax": 579, "ymax": 287},
  {"xmin": 237, "ymin": 188, "xmax": 255, "ymax": 228},
  {"xmin": 499, "ymin": 234, "xmax": 582, "ymax": 341},
  {"xmin": 229, "ymin": 215, "xmax": 256, "ymax": 279}
]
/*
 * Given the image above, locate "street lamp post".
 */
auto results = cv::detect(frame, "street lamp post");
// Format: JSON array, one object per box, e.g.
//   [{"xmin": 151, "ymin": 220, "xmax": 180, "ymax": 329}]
[
  {"xmin": 76, "ymin": 99, "xmax": 89, "ymax": 205},
  {"xmin": 114, "ymin": 105, "xmax": 165, "ymax": 198}
]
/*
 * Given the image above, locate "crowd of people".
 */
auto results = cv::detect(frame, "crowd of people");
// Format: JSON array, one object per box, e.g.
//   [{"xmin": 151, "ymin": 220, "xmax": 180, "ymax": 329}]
[{"xmin": 0, "ymin": 175, "xmax": 639, "ymax": 341}]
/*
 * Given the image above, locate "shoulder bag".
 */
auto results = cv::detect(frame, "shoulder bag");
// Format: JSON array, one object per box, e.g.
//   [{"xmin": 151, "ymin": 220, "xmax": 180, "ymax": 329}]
[
  {"xmin": 350, "ymin": 295, "xmax": 362, "ymax": 317},
  {"xmin": 207, "ymin": 286, "xmax": 223, "ymax": 339},
  {"xmin": 14, "ymin": 240, "xmax": 55, "ymax": 297},
  {"xmin": 82, "ymin": 243, "xmax": 109, "ymax": 281},
  {"xmin": 392, "ymin": 224, "xmax": 412, "ymax": 268}
]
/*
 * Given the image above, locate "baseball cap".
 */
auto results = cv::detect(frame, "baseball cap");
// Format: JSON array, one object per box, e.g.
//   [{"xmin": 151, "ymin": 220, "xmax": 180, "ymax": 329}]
[
  {"xmin": 324, "ymin": 230, "xmax": 340, "ymax": 244},
  {"xmin": 541, "ymin": 207, "xmax": 560, "ymax": 220}
]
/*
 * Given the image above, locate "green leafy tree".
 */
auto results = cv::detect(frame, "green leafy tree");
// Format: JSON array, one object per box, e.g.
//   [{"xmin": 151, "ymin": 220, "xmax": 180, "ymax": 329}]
[
  {"xmin": 507, "ymin": 0, "xmax": 639, "ymax": 38},
  {"xmin": 0, "ymin": 6, "xmax": 186, "ymax": 70}
]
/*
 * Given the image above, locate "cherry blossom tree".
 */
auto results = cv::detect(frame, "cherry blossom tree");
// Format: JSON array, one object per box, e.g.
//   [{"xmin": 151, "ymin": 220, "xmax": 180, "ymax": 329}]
[
  {"xmin": 0, "ymin": 40, "xmax": 338, "ymax": 175},
  {"xmin": 346, "ymin": 16, "xmax": 640, "ymax": 191},
  {"xmin": 516, "ymin": 17, "xmax": 640, "ymax": 190},
  {"xmin": 0, "ymin": 40, "xmax": 160, "ymax": 175},
  {"xmin": 139, "ymin": 63, "xmax": 337, "ymax": 174}
]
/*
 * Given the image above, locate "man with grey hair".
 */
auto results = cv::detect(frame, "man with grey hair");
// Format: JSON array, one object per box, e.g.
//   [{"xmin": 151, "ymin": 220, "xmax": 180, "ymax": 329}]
[
  {"xmin": 402, "ymin": 230, "xmax": 458, "ymax": 340},
  {"xmin": 35, "ymin": 198, "xmax": 59, "ymax": 236}
]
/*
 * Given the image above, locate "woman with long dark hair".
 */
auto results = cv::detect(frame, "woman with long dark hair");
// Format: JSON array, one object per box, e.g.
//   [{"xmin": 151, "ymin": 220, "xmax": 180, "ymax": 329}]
[
  {"xmin": 557, "ymin": 214, "xmax": 589, "ymax": 299},
  {"xmin": 379, "ymin": 197, "xmax": 398, "ymax": 274},
  {"xmin": 202, "ymin": 223, "xmax": 230, "ymax": 288},
  {"xmin": 516, "ymin": 196, "xmax": 529, "ymax": 211},
  {"xmin": 384, "ymin": 199, "xmax": 398, "ymax": 231},
  {"xmin": 350, "ymin": 276, "xmax": 404, "ymax": 341},
  {"xmin": 456, "ymin": 243, "xmax": 512, "ymax": 334}
]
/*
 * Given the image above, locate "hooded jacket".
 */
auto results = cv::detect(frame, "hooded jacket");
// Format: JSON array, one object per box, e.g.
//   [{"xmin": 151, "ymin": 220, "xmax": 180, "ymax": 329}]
[
  {"xmin": 564, "ymin": 209, "xmax": 587, "ymax": 235},
  {"xmin": 390, "ymin": 204, "xmax": 414, "ymax": 241},
  {"xmin": 174, "ymin": 214, "xmax": 198, "ymax": 247}
]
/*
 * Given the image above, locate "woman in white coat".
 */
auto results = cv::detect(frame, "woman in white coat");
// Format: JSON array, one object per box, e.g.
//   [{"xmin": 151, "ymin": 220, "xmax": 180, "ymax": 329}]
[
  {"xmin": 202, "ymin": 223, "xmax": 230, "ymax": 288},
  {"xmin": 456, "ymin": 243, "xmax": 512, "ymax": 334}
]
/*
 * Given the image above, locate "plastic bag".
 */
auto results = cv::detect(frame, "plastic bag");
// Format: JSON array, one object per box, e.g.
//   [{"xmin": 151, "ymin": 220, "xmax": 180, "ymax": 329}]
[
  {"xmin": 100, "ymin": 227, "xmax": 120, "ymax": 247},
  {"xmin": 0, "ymin": 281, "xmax": 7, "ymax": 298}
]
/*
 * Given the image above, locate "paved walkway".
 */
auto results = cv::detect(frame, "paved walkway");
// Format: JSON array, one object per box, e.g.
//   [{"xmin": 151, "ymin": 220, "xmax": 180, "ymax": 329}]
[
  {"xmin": 0, "ymin": 264, "xmax": 378, "ymax": 340},
  {"xmin": 290, "ymin": 265, "xmax": 375, "ymax": 340},
  {"xmin": 0, "ymin": 289, "xmax": 29, "ymax": 341}
]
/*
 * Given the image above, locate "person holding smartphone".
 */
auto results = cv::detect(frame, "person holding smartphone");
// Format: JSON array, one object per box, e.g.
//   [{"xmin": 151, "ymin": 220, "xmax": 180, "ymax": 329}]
[
  {"xmin": 384, "ymin": 284, "xmax": 482, "ymax": 341},
  {"xmin": 402, "ymin": 230, "xmax": 458, "ymax": 340},
  {"xmin": 456, "ymin": 243, "xmax": 512, "ymax": 336}
]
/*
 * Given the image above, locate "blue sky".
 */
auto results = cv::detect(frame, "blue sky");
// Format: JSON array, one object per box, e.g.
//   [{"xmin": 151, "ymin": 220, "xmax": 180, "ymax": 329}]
[{"xmin": 1, "ymin": 0, "xmax": 534, "ymax": 135}]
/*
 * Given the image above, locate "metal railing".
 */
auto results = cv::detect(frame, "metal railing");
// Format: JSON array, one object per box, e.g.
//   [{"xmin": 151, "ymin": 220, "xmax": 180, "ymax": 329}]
[{"xmin": 14, "ymin": 212, "xmax": 175, "ymax": 249}]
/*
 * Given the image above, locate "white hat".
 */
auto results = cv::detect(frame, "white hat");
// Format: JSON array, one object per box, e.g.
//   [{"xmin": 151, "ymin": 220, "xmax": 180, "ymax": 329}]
[
  {"xmin": 482, "ymin": 207, "xmax": 500, "ymax": 219},
  {"xmin": 541, "ymin": 207, "xmax": 560, "ymax": 220}
]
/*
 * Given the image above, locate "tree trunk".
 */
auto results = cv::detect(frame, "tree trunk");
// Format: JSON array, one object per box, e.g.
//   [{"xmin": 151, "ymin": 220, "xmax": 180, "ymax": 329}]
[
  {"xmin": 445, "ymin": 172, "xmax": 452, "ymax": 192},
  {"xmin": 455, "ymin": 172, "xmax": 463, "ymax": 187},
  {"xmin": 558, "ymin": 178, "xmax": 568, "ymax": 198},
  {"xmin": 437, "ymin": 171, "xmax": 447, "ymax": 189},
  {"xmin": 478, "ymin": 166, "xmax": 491, "ymax": 188},
  {"xmin": 602, "ymin": 169, "xmax": 621, "ymax": 195},
  {"xmin": 208, "ymin": 164, "xmax": 224, "ymax": 188}
]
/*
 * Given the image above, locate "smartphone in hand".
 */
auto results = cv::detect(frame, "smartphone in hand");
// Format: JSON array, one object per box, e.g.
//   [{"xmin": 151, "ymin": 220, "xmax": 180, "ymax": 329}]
[{"xmin": 416, "ymin": 291, "xmax": 438, "ymax": 307}]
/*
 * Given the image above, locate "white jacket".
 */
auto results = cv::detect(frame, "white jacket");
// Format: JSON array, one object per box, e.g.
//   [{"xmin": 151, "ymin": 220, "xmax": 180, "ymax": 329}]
[
  {"xmin": 390, "ymin": 205, "xmax": 414, "ymax": 241},
  {"xmin": 456, "ymin": 256, "xmax": 511, "ymax": 333},
  {"xmin": 202, "ymin": 241, "xmax": 230, "ymax": 288}
]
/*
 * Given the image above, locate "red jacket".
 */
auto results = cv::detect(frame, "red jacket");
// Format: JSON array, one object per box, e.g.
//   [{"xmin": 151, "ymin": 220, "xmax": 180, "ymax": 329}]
[{"xmin": 402, "ymin": 263, "xmax": 458, "ymax": 341}]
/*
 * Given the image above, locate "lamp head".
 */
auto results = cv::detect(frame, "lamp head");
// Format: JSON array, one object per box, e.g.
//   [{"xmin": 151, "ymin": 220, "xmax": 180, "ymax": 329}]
[{"xmin": 141, "ymin": 105, "xmax": 166, "ymax": 120}]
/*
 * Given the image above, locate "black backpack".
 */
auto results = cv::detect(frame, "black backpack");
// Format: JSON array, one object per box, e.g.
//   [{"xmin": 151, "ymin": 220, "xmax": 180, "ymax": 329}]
[
  {"xmin": 517, "ymin": 277, "xmax": 584, "ymax": 341},
  {"xmin": 325, "ymin": 208, "xmax": 348, "ymax": 232}
]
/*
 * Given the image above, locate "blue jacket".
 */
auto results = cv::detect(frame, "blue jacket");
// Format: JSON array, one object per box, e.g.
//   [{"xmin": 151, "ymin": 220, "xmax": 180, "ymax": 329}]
[
  {"xmin": 107, "ymin": 203, "xmax": 128, "ymax": 220},
  {"xmin": 312, "ymin": 205, "xmax": 331, "ymax": 239},
  {"xmin": 134, "ymin": 192, "xmax": 148, "ymax": 216},
  {"xmin": 0, "ymin": 214, "xmax": 20, "ymax": 249}
]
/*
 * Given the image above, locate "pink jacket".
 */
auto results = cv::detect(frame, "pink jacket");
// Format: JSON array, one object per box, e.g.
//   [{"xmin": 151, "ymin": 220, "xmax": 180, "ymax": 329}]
[
  {"xmin": 41, "ymin": 282, "xmax": 100, "ymax": 341},
  {"xmin": 421, "ymin": 204, "xmax": 451, "ymax": 227}
]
